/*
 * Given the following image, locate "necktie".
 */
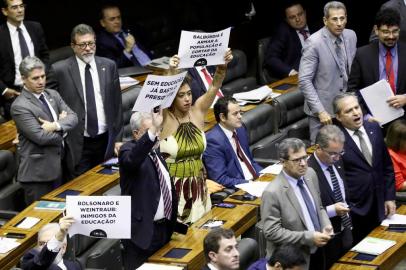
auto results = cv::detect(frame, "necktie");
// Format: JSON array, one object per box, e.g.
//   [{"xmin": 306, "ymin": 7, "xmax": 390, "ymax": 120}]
[
  {"xmin": 335, "ymin": 37, "xmax": 346, "ymax": 73},
  {"xmin": 201, "ymin": 68, "xmax": 223, "ymax": 97},
  {"xmin": 326, "ymin": 166, "xmax": 353, "ymax": 229},
  {"xmin": 17, "ymin": 27, "xmax": 30, "ymax": 60},
  {"xmin": 299, "ymin": 29, "xmax": 309, "ymax": 40},
  {"xmin": 118, "ymin": 32, "xmax": 141, "ymax": 67},
  {"xmin": 38, "ymin": 94, "xmax": 54, "ymax": 121},
  {"xmin": 354, "ymin": 129, "xmax": 372, "ymax": 166},
  {"xmin": 84, "ymin": 64, "xmax": 98, "ymax": 137},
  {"xmin": 297, "ymin": 179, "xmax": 321, "ymax": 231},
  {"xmin": 150, "ymin": 151, "xmax": 172, "ymax": 219},
  {"xmin": 232, "ymin": 132, "xmax": 258, "ymax": 179},
  {"xmin": 385, "ymin": 49, "xmax": 396, "ymax": 94}
]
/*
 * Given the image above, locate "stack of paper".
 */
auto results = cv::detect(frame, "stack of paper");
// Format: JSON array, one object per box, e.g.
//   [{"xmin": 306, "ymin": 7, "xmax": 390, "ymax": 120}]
[
  {"xmin": 16, "ymin": 217, "xmax": 41, "ymax": 229},
  {"xmin": 235, "ymin": 181, "xmax": 270, "ymax": 197},
  {"xmin": 350, "ymin": 237, "xmax": 396, "ymax": 255},
  {"xmin": 0, "ymin": 238, "xmax": 21, "ymax": 254},
  {"xmin": 233, "ymin": 85, "xmax": 280, "ymax": 105},
  {"xmin": 119, "ymin": 76, "xmax": 139, "ymax": 90},
  {"xmin": 260, "ymin": 163, "xmax": 283, "ymax": 175},
  {"xmin": 381, "ymin": 214, "xmax": 406, "ymax": 226}
]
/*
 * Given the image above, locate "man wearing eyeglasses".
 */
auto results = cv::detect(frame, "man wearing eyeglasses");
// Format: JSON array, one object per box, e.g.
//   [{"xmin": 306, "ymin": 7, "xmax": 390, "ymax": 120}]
[
  {"xmin": 0, "ymin": 0, "xmax": 50, "ymax": 119},
  {"xmin": 261, "ymin": 138, "xmax": 332, "ymax": 270},
  {"xmin": 52, "ymin": 24, "xmax": 123, "ymax": 180},
  {"xmin": 307, "ymin": 125, "xmax": 352, "ymax": 269},
  {"xmin": 348, "ymin": 8, "xmax": 406, "ymax": 127}
]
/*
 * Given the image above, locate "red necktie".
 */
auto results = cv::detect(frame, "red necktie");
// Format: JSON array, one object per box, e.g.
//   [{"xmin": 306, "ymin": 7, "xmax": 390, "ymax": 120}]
[
  {"xmin": 299, "ymin": 29, "xmax": 309, "ymax": 40},
  {"xmin": 386, "ymin": 49, "xmax": 396, "ymax": 94},
  {"xmin": 201, "ymin": 68, "xmax": 223, "ymax": 97},
  {"xmin": 151, "ymin": 151, "xmax": 172, "ymax": 219},
  {"xmin": 232, "ymin": 132, "xmax": 258, "ymax": 179}
]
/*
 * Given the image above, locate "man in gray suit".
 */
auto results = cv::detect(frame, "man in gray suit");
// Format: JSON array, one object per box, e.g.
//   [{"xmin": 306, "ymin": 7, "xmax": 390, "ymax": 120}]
[
  {"xmin": 299, "ymin": 1, "xmax": 357, "ymax": 142},
  {"xmin": 11, "ymin": 56, "xmax": 77, "ymax": 204},
  {"xmin": 52, "ymin": 24, "xmax": 123, "ymax": 179},
  {"xmin": 261, "ymin": 138, "xmax": 332, "ymax": 270}
]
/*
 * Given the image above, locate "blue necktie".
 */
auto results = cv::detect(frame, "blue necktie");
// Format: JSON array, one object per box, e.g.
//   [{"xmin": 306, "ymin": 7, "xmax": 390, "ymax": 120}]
[
  {"xmin": 39, "ymin": 94, "xmax": 54, "ymax": 121},
  {"xmin": 17, "ymin": 27, "xmax": 29, "ymax": 60},
  {"xmin": 297, "ymin": 178, "xmax": 321, "ymax": 231},
  {"xmin": 85, "ymin": 64, "xmax": 98, "ymax": 137}
]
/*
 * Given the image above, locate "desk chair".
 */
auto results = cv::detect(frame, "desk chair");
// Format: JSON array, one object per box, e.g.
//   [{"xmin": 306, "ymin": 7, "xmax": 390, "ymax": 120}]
[
  {"xmin": 238, "ymin": 238, "xmax": 259, "ymax": 270},
  {"xmin": 49, "ymin": 46, "xmax": 74, "ymax": 65},
  {"xmin": 121, "ymin": 86, "xmax": 142, "ymax": 141},
  {"xmin": 257, "ymin": 37, "xmax": 278, "ymax": 85},
  {"xmin": 396, "ymin": 192, "xmax": 406, "ymax": 207}
]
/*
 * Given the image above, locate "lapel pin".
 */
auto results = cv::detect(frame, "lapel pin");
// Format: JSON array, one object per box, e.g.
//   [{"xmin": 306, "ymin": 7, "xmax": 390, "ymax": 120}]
[{"xmin": 102, "ymin": 67, "xmax": 106, "ymax": 71}]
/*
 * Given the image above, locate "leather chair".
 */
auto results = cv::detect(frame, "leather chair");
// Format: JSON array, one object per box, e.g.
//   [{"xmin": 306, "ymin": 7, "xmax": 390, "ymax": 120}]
[
  {"xmin": 396, "ymin": 192, "xmax": 406, "ymax": 207},
  {"xmin": 257, "ymin": 37, "xmax": 278, "ymax": 85},
  {"xmin": 121, "ymin": 85, "xmax": 142, "ymax": 142},
  {"xmin": 221, "ymin": 49, "xmax": 257, "ymax": 97},
  {"xmin": 238, "ymin": 238, "xmax": 259, "ymax": 270},
  {"xmin": 49, "ymin": 46, "xmax": 74, "ymax": 65}
]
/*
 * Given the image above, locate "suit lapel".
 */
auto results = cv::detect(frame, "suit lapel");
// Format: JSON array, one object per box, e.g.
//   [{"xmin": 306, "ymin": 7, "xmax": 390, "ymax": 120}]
[
  {"xmin": 2, "ymin": 25, "xmax": 15, "ymax": 62},
  {"xmin": 322, "ymin": 28, "xmax": 341, "ymax": 70},
  {"xmin": 372, "ymin": 42, "xmax": 380, "ymax": 82},
  {"xmin": 24, "ymin": 22, "xmax": 37, "ymax": 54},
  {"xmin": 67, "ymin": 57, "xmax": 85, "ymax": 107},
  {"xmin": 95, "ymin": 57, "xmax": 106, "ymax": 104},
  {"xmin": 216, "ymin": 125, "xmax": 245, "ymax": 177},
  {"xmin": 22, "ymin": 90, "xmax": 53, "ymax": 121}
]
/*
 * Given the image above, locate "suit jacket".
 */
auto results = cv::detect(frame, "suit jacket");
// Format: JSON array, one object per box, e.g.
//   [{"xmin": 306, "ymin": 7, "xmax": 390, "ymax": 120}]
[
  {"xmin": 264, "ymin": 22, "xmax": 306, "ymax": 78},
  {"xmin": 21, "ymin": 247, "xmax": 81, "ymax": 270},
  {"xmin": 299, "ymin": 27, "xmax": 357, "ymax": 116},
  {"xmin": 119, "ymin": 132, "xmax": 177, "ymax": 249},
  {"xmin": 96, "ymin": 29, "xmax": 151, "ymax": 68},
  {"xmin": 10, "ymin": 89, "xmax": 77, "ymax": 183},
  {"xmin": 51, "ymin": 56, "xmax": 123, "ymax": 175},
  {"xmin": 261, "ymin": 168, "xmax": 331, "ymax": 268},
  {"xmin": 0, "ymin": 21, "xmax": 50, "ymax": 93},
  {"xmin": 188, "ymin": 66, "xmax": 216, "ymax": 104},
  {"xmin": 338, "ymin": 121, "xmax": 396, "ymax": 221},
  {"xmin": 203, "ymin": 124, "xmax": 262, "ymax": 188},
  {"xmin": 348, "ymin": 41, "xmax": 406, "ymax": 117}
]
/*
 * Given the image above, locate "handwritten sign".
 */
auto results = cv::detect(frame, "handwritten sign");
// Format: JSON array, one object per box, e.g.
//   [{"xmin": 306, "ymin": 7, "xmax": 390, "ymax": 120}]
[
  {"xmin": 66, "ymin": 196, "xmax": 131, "ymax": 239},
  {"xmin": 177, "ymin": 28, "xmax": 230, "ymax": 68}
]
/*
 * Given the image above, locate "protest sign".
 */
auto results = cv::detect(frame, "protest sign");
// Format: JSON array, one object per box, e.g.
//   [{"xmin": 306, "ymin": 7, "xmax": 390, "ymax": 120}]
[
  {"xmin": 177, "ymin": 28, "xmax": 230, "ymax": 68},
  {"xmin": 132, "ymin": 71, "xmax": 187, "ymax": 112},
  {"xmin": 66, "ymin": 196, "xmax": 131, "ymax": 239}
]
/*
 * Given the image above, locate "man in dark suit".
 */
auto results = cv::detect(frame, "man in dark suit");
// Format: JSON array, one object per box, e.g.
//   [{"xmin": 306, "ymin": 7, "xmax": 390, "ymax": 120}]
[
  {"xmin": 119, "ymin": 110, "xmax": 177, "ymax": 270},
  {"xmin": 264, "ymin": 1, "xmax": 310, "ymax": 79},
  {"xmin": 96, "ymin": 4, "xmax": 151, "ymax": 68},
  {"xmin": 21, "ymin": 216, "xmax": 81, "ymax": 270},
  {"xmin": 349, "ymin": 8, "xmax": 406, "ymax": 122},
  {"xmin": 202, "ymin": 228, "xmax": 239, "ymax": 270},
  {"xmin": 203, "ymin": 97, "xmax": 262, "ymax": 188},
  {"xmin": 333, "ymin": 92, "xmax": 396, "ymax": 244},
  {"xmin": 0, "ymin": 0, "xmax": 50, "ymax": 119},
  {"xmin": 11, "ymin": 56, "xmax": 77, "ymax": 205},
  {"xmin": 52, "ymin": 24, "xmax": 123, "ymax": 179},
  {"xmin": 307, "ymin": 125, "xmax": 352, "ymax": 269}
]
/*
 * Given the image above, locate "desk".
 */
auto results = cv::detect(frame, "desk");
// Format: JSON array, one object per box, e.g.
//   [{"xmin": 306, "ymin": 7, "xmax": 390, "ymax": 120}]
[
  {"xmin": 148, "ymin": 204, "xmax": 257, "ymax": 270},
  {"xmin": 41, "ymin": 165, "xmax": 120, "ymax": 202},
  {"xmin": 0, "ymin": 120, "xmax": 16, "ymax": 151},
  {"xmin": 330, "ymin": 263, "xmax": 378, "ymax": 269},
  {"xmin": 338, "ymin": 205, "xmax": 406, "ymax": 270}
]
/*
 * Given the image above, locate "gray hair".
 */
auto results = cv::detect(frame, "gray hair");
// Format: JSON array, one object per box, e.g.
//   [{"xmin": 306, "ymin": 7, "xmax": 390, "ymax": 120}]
[
  {"xmin": 38, "ymin": 223, "xmax": 67, "ymax": 244},
  {"xmin": 130, "ymin": 111, "xmax": 151, "ymax": 131},
  {"xmin": 71, "ymin": 24, "xmax": 95, "ymax": 43},
  {"xmin": 278, "ymin": 138, "xmax": 306, "ymax": 160},
  {"xmin": 324, "ymin": 1, "xmax": 346, "ymax": 18},
  {"xmin": 332, "ymin": 92, "xmax": 358, "ymax": 114},
  {"xmin": 19, "ymin": 56, "xmax": 45, "ymax": 78},
  {"xmin": 315, "ymin": 125, "xmax": 345, "ymax": 148}
]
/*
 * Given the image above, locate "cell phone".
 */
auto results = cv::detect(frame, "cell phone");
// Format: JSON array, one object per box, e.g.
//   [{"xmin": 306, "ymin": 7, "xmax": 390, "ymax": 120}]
[
  {"xmin": 174, "ymin": 222, "xmax": 189, "ymax": 235},
  {"xmin": 243, "ymin": 194, "xmax": 257, "ymax": 201},
  {"xmin": 216, "ymin": 203, "xmax": 236, "ymax": 208},
  {"xmin": 5, "ymin": 232, "xmax": 26, "ymax": 239}
]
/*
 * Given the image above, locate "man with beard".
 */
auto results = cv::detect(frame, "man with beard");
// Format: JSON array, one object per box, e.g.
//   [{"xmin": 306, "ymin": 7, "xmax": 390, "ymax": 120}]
[
  {"xmin": 348, "ymin": 8, "xmax": 406, "ymax": 125},
  {"xmin": 21, "ymin": 216, "xmax": 81, "ymax": 270},
  {"xmin": 52, "ymin": 24, "xmax": 122, "ymax": 179}
]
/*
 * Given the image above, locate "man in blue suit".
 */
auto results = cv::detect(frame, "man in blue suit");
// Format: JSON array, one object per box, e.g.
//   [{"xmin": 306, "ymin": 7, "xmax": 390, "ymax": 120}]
[
  {"xmin": 333, "ymin": 92, "xmax": 396, "ymax": 244},
  {"xmin": 119, "ymin": 110, "xmax": 178, "ymax": 270},
  {"xmin": 203, "ymin": 97, "xmax": 262, "ymax": 188}
]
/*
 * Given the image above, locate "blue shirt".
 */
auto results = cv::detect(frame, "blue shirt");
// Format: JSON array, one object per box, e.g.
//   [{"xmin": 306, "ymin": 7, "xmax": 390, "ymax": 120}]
[{"xmin": 378, "ymin": 42, "xmax": 398, "ymax": 92}]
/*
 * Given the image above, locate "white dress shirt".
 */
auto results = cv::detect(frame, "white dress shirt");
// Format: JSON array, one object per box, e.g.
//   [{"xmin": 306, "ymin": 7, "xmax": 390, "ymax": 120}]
[{"xmin": 345, "ymin": 126, "xmax": 373, "ymax": 156}]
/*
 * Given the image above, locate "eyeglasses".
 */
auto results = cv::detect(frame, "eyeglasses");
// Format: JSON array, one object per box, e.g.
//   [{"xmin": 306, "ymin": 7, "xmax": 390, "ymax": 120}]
[
  {"xmin": 8, "ymin": 3, "xmax": 26, "ymax": 11},
  {"xmin": 74, "ymin": 42, "xmax": 96, "ymax": 50},
  {"xmin": 321, "ymin": 148, "xmax": 345, "ymax": 158},
  {"xmin": 379, "ymin": 28, "xmax": 400, "ymax": 36},
  {"xmin": 286, "ymin": 155, "xmax": 309, "ymax": 164}
]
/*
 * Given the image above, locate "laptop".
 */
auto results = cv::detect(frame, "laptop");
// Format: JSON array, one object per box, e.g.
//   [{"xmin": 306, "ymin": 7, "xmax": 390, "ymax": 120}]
[{"xmin": 118, "ymin": 66, "xmax": 153, "ymax": 77}]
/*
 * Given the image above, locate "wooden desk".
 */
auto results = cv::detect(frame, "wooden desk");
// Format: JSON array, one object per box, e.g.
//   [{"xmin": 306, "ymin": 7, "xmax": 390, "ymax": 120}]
[
  {"xmin": 338, "ymin": 205, "xmax": 406, "ymax": 270},
  {"xmin": 330, "ymin": 263, "xmax": 378, "ymax": 269},
  {"xmin": 148, "ymin": 204, "xmax": 257, "ymax": 270},
  {"xmin": 0, "ymin": 120, "xmax": 17, "ymax": 151},
  {"xmin": 41, "ymin": 165, "xmax": 120, "ymax": 202}
]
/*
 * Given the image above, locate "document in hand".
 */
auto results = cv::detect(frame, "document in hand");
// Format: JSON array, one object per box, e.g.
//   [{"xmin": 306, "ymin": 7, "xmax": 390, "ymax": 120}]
[
  {"xmin": 360, "ymin": 80, "xmax": 404, "ymax": 125},
  {"xmin": 233, "ymin": 85, "xmax": 280, "ymax": 104},
  {"xmin": 350, "ymin": 237, "xmax": 396, "ymax": 255}
]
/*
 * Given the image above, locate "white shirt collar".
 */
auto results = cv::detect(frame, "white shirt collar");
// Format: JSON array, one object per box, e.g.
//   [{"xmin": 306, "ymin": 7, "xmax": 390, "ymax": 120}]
[
  {"xmin": 6, "ymin": 21, "xmax": 25, "ymax": 34},
  {"xmin": 345, "ymin": 125, "xmax": 367, "ymax": 137}
]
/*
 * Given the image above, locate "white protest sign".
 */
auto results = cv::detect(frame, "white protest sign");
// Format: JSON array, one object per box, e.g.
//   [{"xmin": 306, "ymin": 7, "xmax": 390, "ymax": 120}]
[
  {"xmin": 132, "ymin": 71, "xmax": 187, "ymax": 112},
  {"xmin": 177, "ymin": 28, "xmax": 231, "ymax": 68},
  {"xmin": 66, "ymin": 196, "xmax": 131, "ymax": 239}
]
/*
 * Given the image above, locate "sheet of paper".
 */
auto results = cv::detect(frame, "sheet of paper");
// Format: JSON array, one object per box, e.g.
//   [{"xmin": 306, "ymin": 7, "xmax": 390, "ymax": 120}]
[
  {"xmin": 132, "ymin": 72, "xmax": 187, "ymax": 113},
  {"xmin": 16, "ymin": 216, "xmax": 41, "ymax": 229},
  {"xmin": 137, "ymin": 263, "xmax": 184, "ymax": 270},
  {"xmin": 360, "ymin": 80, "xmax": 404, "ymax": 125},
  {"xmin": 350, "ymin": 236, "xmax": 396, "ymax": 255},
  {"xmin": 178, "ymin": 28, "xmax": 231, "ymax": 69},
  {"xmin": 0, "ymin": 238, "xmax": 20, "ymax": 254},
  {"xmin": 66, "ymin": 196, "xmax": 131, "ymax": 239},
  {"xmin": 233, "ymin": 85, "xmax": 275, "ymax": 102},
  {"xmin": 260, "ymin": 163, "xmax": 283, "ymax": 175},
  {"xmin": 148, "ymin": 56, "xmax": 170, "ymax": 69},
  {"xmin": 381, "ymin": 214, "xmax": 406, "ymax": 226},
  {"xmin": 235, "ymin": 181, "xmax": 270, "ymax": 197}
]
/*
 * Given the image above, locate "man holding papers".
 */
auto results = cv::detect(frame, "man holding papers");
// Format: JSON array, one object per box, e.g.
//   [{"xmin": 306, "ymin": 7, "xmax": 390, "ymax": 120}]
[
  {"xmin": 203, "ymin": 97, "xmax": 262, "ymax": 188},
  {"xmin": 333, "ymin": 93, "xmax": 396, "ymax": 244},
  {"xmin": 348, "ymin": 8, "xmax": 406, "ymax": 123}
]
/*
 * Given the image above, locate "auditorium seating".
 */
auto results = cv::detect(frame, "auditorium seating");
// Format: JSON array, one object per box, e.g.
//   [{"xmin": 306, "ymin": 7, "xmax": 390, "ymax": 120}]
[
  {"xmin": 257, "ymin": 37, "xmax": 277, "ymax": 85},
  {"xmin": 238, "ymin": 238, "xmax": 259, "ymax": 270},
  {"xmin": 121, "ymin": 85, "xmax": 142, "ymax": 141},
  {"xmin": 49, "ymin": 46, "xmax": 74, "ymax": 65}
]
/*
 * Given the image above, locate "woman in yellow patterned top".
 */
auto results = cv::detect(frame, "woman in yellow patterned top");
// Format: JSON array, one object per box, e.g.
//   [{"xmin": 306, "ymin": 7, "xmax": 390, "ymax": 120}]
[{"xmin": 160, "ymin": 49, "xmax": 233, "ymax": 223}]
